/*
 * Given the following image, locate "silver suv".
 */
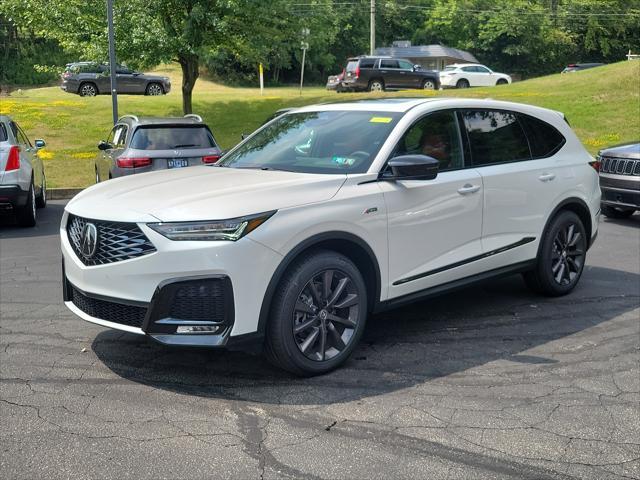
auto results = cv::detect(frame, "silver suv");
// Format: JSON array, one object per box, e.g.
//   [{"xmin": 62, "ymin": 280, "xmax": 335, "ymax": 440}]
[
  {"xmin": 0, "ymin": 115, "xmax": 47, "ymax": 226},
  {"xmin": 95, "ymin": 115, "xmax": 222, "ymax": 181},
  {"xmin": 598, "ymin": 143, "xmax": 639, "ymax": 218},
  {"xmin": 61, "ymin": 62, "xmax": 171, "ymax": 97}
]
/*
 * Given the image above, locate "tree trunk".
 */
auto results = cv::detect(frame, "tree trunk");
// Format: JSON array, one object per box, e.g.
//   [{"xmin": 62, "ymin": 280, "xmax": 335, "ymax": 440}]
[{"xmin": 179, "ymin": 54, "xmax": 199, "ymax": 115}]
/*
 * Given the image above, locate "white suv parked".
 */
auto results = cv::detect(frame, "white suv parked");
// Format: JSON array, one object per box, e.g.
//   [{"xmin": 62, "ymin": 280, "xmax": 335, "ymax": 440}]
[
  {"xmin": 440, "ymin": 63, "xmax": 512, "ymax": 89},
  {"xmin": 61, "ymin": 98, "xmax": 600, "ymax": 375}
]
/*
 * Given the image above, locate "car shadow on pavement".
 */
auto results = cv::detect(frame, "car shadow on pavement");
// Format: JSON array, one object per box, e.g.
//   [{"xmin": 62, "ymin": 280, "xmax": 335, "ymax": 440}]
[
  {"xmin": 92, "ymin": 265, "xmax": 639, "ymax": 405},
  {"xmin": 0, "ymin": 202, "xmax": 66, "ymax": 238}
]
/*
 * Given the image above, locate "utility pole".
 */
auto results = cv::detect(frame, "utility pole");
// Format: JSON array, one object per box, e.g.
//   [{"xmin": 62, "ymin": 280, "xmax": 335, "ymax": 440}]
[
  {"xmin": 299, "ymin": 28, "xmax": 310, "ymax": 96},
  {"xmin": 370, "ymin": 0, "xmax": 375, "ymax": 55},
  {"xmin": 107, "ymin": 0, "xmax": 118, "ymax": 125}
]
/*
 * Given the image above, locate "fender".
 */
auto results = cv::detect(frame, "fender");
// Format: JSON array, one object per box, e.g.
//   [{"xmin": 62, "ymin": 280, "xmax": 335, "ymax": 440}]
[
  {"xmin": 255, "ymin": 231, "xmax": 382, "ymax": 337},
  {"xmin": 538, "ymin": 196, "xmax": 594, "ymax": 255}
]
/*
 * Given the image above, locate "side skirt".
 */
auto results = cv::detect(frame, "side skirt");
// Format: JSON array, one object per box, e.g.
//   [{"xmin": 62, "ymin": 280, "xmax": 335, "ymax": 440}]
[{"xmin": 375, "ymin": 260, "xmax": 536, "ymax": 313}]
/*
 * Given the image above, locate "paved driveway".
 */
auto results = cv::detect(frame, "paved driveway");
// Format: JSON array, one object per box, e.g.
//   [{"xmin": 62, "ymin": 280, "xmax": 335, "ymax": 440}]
[{"xmin": 1, "ymin": 201, "xmax": 639, "ymax": 479}]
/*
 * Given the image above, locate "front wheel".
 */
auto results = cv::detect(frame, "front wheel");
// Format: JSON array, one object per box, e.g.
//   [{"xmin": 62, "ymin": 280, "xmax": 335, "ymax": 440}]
[
  {"xmin": 265, "ymin": 250, "xmax": 368, "ymax": 376},
  {"xmin": 496, "ymin": 79, "xmax": 508, "ymax": 85},
  {"xmin": 145, "ymin": 83, "xmax": 164, "ymax": 96},
  {"xmin": 422, "ymin": 79, "xmax": 436, "ymax": 90},
  {"xmin": 523, "ymin": 210, "xmax": 587, "ymax": 296}
]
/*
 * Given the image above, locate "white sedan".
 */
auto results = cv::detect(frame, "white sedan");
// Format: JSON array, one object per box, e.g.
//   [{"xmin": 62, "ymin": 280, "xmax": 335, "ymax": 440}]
[{"xmin": 439, "ymin": 63, "xmax": 512, "ymax": 89}]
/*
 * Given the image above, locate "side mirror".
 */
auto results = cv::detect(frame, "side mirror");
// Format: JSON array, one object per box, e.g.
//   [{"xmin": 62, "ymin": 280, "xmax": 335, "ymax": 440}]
[
  {"xmin": 413, "ymin": 65, "xmax": 422, "ymax": 71},
  {"xmin": 383, "ymin": 155, "xmax": 439, "ymax": 181},
  {"xmin": 34, "ymin": 139, "xmax": 46, "ymax": 149},
  {"xmin": 97, "ymin": 140, "xmax": 112, "ymax": 151},
  {"xmin": 132, "ymin": 72, "xmax": 141, "ymax": 76}
]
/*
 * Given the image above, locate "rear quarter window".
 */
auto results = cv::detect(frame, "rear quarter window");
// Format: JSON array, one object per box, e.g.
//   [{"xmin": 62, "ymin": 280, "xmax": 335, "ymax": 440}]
[
  {"xmin": 0, "ymin": 124, "xmax": 7, "ymax": 141},
  {"xmin": 359, "ymin": 58, "xmax": 376, "ymax": 68},
  {"xmin": 518, "ymin": 114, "xmax": 566, "ymax": 158}
]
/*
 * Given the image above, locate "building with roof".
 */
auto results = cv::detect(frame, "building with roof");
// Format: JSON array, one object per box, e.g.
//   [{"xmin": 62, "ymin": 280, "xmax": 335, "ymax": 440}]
[{"xmin": 374, "ymin": 41, "xmax": 478, "ymax": 71}]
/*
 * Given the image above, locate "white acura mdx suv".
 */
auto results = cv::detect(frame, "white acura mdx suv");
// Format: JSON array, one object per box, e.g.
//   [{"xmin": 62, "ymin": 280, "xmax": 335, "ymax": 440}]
[
  {"xmin": 61, "ymin": 98, "xmax": 600, "ymax": 375},
  {"xmin": 439, "ymin": 64, "xmax": 512, "ymax": 89}
]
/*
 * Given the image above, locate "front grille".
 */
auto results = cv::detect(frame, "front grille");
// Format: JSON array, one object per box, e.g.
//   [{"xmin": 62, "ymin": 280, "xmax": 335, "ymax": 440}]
[
  {"xmin": 169, "ymin": 281, "xmax": 227, "ymax": 322},
  {"xmin": 67, "ymin": 215, "xmax": 156, "ymax": 266},
  {"xmin": 69, "ymin": 284, "xmax": 147, "ymax": 328},
  {"xmin": 600, "ymin": 156, "xmax": 640, "ymax": 176}
]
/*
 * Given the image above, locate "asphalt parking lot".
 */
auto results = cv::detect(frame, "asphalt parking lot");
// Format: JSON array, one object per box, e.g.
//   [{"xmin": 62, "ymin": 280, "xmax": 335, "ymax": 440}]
[{"xmin": 1, "ymin": 200, "xmax": 639, "ymax": 479}]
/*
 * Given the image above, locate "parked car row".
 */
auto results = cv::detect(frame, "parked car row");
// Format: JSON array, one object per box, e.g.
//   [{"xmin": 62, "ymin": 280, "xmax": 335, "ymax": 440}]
[
  {"xmin": 327, "ymin": 56, "xmax": 511, "ymax": 92},
  {"xmin": 61, "ymin": 62, "xmax": 171, "ymax": 97}
]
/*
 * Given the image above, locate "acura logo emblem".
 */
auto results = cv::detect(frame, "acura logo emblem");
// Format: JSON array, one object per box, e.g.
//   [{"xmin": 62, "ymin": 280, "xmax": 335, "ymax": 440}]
[{"xmin": 80, "ymin": 223, "xmax": 98, "ymax": 258}]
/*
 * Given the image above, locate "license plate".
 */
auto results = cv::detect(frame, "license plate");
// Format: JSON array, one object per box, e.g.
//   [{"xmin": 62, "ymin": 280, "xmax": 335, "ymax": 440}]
[{"xmin": 168, "ymin": 159, "xmax": 189, "ymax": 169}]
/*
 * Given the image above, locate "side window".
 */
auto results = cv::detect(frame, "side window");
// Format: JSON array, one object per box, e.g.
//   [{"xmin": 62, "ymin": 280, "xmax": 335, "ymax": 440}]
[
  {"xmin": 394, "ymin": 110, "xmax": 464, "ymax": 172},
  {"xmin": 398, "ymin": 60, "xmax": 414, "ymax": 70},
  {"xmin": 0, "ymin": 123, "xmax": 7, "ymax": 142},
  {"xmin": 461, "ymin": 66, "xmax": 476, "ymax": 72},
  {"xmin": 17, "ymin": 126, "xmax": 32, "ymax": 147},
  {"xmin": 519, "ymin": 114, "xmax": 566, "ymax": 158},
  {"xmin": 359, "ymin": 58, "xmax": 375, "ymax": 69},
  {"xmin": 9, "ymin": 122, "xmax": 18, "ymax": 140},
  {"xmin": 380, "ymin": 59, "xmax": 399, "ymax": 69},
  {"xmin": 113, "ymin": 125, "xmax": 128, "ymax": 147},
  {"xmin": 475, "ymin": 66, "xmax": 491, "ymax": 73},
  {"xmin": 462, "ymin": 110, "xmax": 531, "ymax": 166}
]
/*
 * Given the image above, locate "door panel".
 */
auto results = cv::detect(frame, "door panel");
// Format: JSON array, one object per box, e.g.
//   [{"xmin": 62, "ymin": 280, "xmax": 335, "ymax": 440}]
[
  {"xmin": 379, "ymin": 59, "xmax": 401, "ymax": 88},
  {"xmin": 381, "ymin": 169, "xmax": 484, "ymax": 298}
]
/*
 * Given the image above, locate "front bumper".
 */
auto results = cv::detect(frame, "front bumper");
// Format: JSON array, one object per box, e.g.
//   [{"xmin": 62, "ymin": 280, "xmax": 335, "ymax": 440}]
[
  {"xmin": 61, "ymin": 211, "xmax": 283, "ymax": 345},
  {"xmin": 0, "ymin": 184, "xmax": 28, "ymax": 213},
  {"xmin": 599, "ymin": 174, "xmax": 640, "ymax": 209}
]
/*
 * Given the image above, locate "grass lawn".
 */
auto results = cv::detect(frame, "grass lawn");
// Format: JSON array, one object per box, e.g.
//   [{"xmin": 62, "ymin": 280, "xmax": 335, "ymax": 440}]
[{"xmin": 1, "ymin": 61, "xmax": 638, "ymax": 188}]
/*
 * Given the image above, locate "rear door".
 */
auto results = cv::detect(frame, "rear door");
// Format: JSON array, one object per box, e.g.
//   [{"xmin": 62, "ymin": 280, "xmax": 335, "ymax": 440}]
[
  {"xmin": 460, "ymin": 109, "xmax": 567, "ymax": 266},
  {"xmin": 381, "ymin": 109, "xmax": 484, "ymax": 299},
  {"xmin": 378, "ymin": 59, "xmax": 402, "ymax": 88}
]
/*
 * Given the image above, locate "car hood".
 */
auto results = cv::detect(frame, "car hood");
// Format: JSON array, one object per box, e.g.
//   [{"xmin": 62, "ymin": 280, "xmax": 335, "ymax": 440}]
[{"xmin": 66, "ymin": 166, "xmax": 347, "ymax": 222}]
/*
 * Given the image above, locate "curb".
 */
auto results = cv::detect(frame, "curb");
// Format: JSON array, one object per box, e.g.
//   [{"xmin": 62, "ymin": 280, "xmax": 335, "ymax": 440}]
[{"xmin": 47, "ymin": 188, "xmax": 84, "ymax": 200}]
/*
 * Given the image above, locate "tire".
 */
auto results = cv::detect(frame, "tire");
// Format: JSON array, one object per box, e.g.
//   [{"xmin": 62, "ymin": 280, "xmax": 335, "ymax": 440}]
[
  {"xmin": 145, "ymin": 83, "xmax": 164, "ymax": 96},
  {"xmin": 16, "ymin": 181, "xmax": 36, "ymax": 227},
  {"xmin": 368, "ymin": 80, "xmax": 384, "ymax": 92},
  {"xmin": 601, "ymin": 204, "xmax": 635, "ymax": 219},
  {"xmin": 523, "ymin": 210, "xmax": 587, "ymax": 296},
  {"xmin": 264, "ymin": 250, "xmax": 368, "ymax": 376},
  {"xmin": 79, "ymin": 83, "xmax": 98, "ymax": 97},
  {"xmin": 496, "ymin": 79, "xmax": 508, "ymax": 85},
  {"xmin": 456, "ymin": 79, "xmax": 470, "ymax": 89},
  {"xmin": 422, "ymin": 79, "xmax": 436, "ymax": 90},
  {"xmin": 35, "ymin": 174, "xmax": 46, "ymax": 209}
]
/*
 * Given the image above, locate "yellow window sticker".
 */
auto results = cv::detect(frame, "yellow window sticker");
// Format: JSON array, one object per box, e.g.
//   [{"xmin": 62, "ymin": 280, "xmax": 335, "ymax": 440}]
[{"xmin": 369, "ymin": 116, "xmax": 393, "ymax": 123}]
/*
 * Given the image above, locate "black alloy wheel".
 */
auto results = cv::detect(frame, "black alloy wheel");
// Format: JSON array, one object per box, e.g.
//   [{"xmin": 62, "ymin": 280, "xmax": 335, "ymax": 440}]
[
  {"xmin": 524, "ymin": 210, "xmax": 587, "ymax": 296},
  {"xmin": 146, "ymin": 83, "xmax": 164, "ymax": 96},
  {"xmin": 265, "ymin": 250, "xmax": 368, "ymax": 376},
  {"xmin": 79, "ymin": 83, "xmax": 97, "ymax": 97},
  {"xmin": 456, "ymin": 79, "xmax": 470, "ymax": 89},
  {"xmin": 293, "ymin": 269, "xmax": 360, "ymax": 362}
]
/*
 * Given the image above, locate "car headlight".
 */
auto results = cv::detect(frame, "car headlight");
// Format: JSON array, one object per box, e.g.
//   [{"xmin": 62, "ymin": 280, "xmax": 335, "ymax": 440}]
[{"xmin": 147, "ymin": 211, "xmax": 275, "ymax": 241}]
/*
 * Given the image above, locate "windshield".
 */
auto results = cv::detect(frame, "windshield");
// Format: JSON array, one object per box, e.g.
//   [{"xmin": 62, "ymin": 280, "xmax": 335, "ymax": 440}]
[
  {"xmin": 130, "ymin": 126, "xmax": 216, "ymax": 150},
  {"xmin": 217, "ymin": 111, "xmax": 402, "ymax": 174}
]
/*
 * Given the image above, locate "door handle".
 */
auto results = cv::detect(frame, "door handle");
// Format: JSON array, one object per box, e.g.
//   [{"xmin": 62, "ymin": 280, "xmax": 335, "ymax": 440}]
[
  {"xmin": 538, "ymin": 173, "xmax": 556, "ymax": 182},
  {"xmin": 457, "ymin": 184, "xmax": 481, "ymax": 195}
]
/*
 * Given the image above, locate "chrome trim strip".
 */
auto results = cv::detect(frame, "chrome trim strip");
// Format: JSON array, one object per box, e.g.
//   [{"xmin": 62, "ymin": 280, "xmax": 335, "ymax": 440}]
[{"xmin": 65, "ymin": 301, "xmax": 145, "ymax": 335}]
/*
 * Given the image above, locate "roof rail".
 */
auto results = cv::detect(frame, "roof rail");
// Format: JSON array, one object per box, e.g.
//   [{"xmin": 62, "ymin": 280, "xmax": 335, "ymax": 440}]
[
  {"xmin": 184, "ymin": 114, "xmax": 203, "ymax": 122},
  {"xmin": 119, "ymin": 114, "xmax": 139, "ymax": 122}
]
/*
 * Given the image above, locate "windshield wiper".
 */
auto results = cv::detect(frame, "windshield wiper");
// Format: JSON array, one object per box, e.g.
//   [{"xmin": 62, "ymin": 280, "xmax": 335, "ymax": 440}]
[
  {"xmin": 171, "ymin": 144, "xmax": 198, "ymax": 148},
  {"xmin": 236, "ymin": 166, "xmax": 292, "ymax": 172}
]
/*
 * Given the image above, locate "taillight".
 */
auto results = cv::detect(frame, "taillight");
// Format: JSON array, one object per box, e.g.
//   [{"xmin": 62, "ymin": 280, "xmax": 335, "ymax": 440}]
[
  {"xmin": 202, "ymin": 155, "xmax": 220, "ymax": 164},
  {"xmin": 116, "ymin": 157, "xmax": 152, "ymax": 168},
  {"xmin": 5, "ymin": 146, "xmax": 20, "ymax": 171},
  {"xmin": 355, "ymin": 65, "xmax": 360, "ymax": 79},
  {"xmin": 589, "ymin": 158, "xmax": 600, "ymax": 172}
]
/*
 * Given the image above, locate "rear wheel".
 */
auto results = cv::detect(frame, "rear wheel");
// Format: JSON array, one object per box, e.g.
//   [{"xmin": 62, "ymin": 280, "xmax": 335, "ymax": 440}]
[
  {"xmin": 265, "ymin": 250, "xmax": 368, "ymax": 376},
  {"xmin": 79, "ymin": 83, "xmax": 97, "ymax": 97},
  {"xmin": 35, "ymin": 174, "xmax": 46, "ymax": 208},
  {"xmin": 368, "ymin": 80, "xmax": 384, "ymax": 92},
  {"xmin": 145, "ymin": 83, "xmax": 164, "ymax": 96},
  {"xmin": 16, "ymin": 181, "xmax": 36, "ymax": 227},
  {"xmin": 523, "ymin": 211, "xmax": 586, "ymax": 296},
  {"xmin": 456, "ymin": 79, "xmax": 470, "ymax": 89},
  {"xmin": 601, "ymin": 204, "xmax": 635, "ymax": 219}
]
